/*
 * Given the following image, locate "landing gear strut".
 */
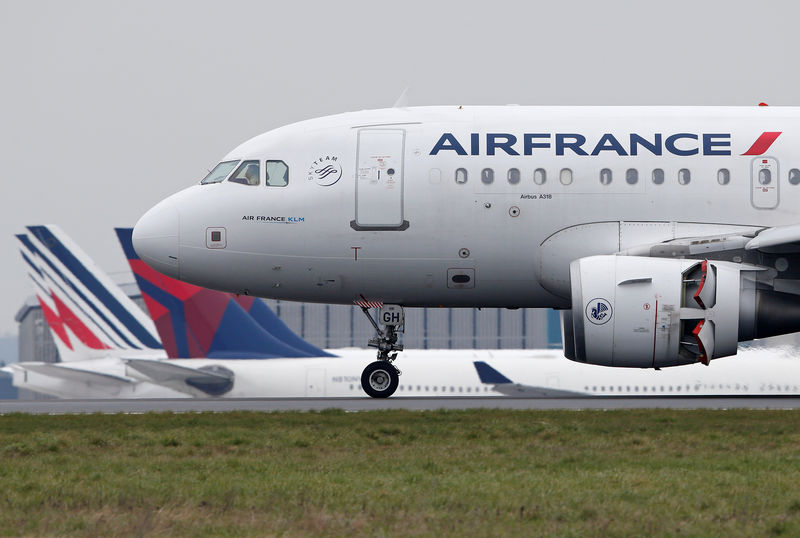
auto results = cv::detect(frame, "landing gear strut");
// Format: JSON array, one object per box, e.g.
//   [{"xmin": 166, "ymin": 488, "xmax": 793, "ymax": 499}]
[{"xmin": 359, "ymin": 304, "xmax": 404, "ymax": 398}]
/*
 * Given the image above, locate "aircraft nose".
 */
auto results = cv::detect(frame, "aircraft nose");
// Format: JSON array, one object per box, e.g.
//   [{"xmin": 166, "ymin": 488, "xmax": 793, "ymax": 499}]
[{"xmin": 132, "ymin": 198, "xmax": 180, "ymax": 279}]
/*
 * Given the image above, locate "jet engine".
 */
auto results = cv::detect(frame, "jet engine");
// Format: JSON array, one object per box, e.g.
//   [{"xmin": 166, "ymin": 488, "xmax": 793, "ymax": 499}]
[{"xmin": 562, "ymin": 255, "xmax": 800, "ymax": 368}]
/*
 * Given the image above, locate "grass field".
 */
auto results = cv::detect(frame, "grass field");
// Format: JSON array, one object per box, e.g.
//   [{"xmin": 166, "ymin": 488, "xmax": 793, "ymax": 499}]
[{"xmin": 1, "ymin": 409, "xmax": 800, "ymax": 536}]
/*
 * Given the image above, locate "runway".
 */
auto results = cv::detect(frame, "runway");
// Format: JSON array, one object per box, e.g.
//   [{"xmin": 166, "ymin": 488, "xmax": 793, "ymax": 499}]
[{"xmin": 2, "ymin": 396, "xmax": 800, "ymax": 414}]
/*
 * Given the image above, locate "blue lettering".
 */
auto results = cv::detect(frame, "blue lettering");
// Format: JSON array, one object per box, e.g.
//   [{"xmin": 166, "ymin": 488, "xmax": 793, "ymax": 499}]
[
  {"xmin": 630, "ymin": 133, "xmax": 662, "ymax": 156},
  {"xmin": 591, "ymin": 133, "xmax": 628, "ymax": 156},
  {"xmin": 487, "ymin": 133, "xmax": 519, "ymax": 156},
  {"xmin": 430, "ymin": 133, "xmax": 467, "ymax": 155},
  {"xmin": 523, "ymin": 134, "xmax": 550, "ymax": 155},
  {"xmin": 703, "ymin": 133, "xmax": 731, "ymax": 156},
  {"xmin": 430, "ymin": 131, "xmax": 729, "ymax": 157},
  {"xmin": 556, "ymin": 134, "xmax": 588, "ymax": 156},
  {"xmin": 665, "ymin": 133, "xmax": 698, "ymax": 156}
]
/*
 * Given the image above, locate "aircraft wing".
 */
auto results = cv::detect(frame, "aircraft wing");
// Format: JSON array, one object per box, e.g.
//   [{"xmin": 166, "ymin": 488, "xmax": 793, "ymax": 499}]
[
  {"xmin": 745, "ymin": 224, "xmax": 800, "ymax": 251},
  {"xmin": 473, "ymin": 361, "xmax": 586, "ymax": 397},
  {"xmin": 124, "ymin": 359, "xmax": 234, "ymax": 397},
  {"xmin": 13, "ymin": 363, "xmax": 133, "ymax": 386},
  {"xmin": 613, "ymin": 224, "xmax": 800, "ymax": 298},
  {"xmin": 619, "ymin": 224, "xmax": 800, "ymax": 257},
  {"xmin": 619, "ymin": 230, "xmax": 756, "ymax": 257}
]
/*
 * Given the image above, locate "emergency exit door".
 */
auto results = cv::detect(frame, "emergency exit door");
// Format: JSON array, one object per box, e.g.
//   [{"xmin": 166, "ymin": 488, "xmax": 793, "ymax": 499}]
[
  {"xmin": 353, "ymin": 129, "xmax": 409, "ymax": 230},
  {"xmin": 752, "ymin": 157, "xmax": 779, "ymax": 209}
]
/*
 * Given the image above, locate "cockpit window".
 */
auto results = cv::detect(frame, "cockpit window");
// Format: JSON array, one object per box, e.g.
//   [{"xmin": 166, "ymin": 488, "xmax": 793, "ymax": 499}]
[
  {"xmin": 228, "ymin": 160, "xmax": 260, "ymax": 186},
  {"xmin": 200, "ymin": 160, "xmax": 239, "ymax": 184},
  {"xmin": 266, "ymin": 160, "xmax": 289, "ymax": 187}
]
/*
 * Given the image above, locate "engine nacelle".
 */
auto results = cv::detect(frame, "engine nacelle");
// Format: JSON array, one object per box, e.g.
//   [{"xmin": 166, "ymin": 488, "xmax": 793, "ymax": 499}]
[{"xmin": 563, "ymin": 255, "xmax": 798, "ymax": 368}]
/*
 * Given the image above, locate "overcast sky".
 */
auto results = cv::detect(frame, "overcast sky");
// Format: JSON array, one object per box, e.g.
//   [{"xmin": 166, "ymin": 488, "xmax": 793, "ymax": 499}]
[{"xmin": 1, "ymin": 0, "xmax": 799, "ymax": 336}]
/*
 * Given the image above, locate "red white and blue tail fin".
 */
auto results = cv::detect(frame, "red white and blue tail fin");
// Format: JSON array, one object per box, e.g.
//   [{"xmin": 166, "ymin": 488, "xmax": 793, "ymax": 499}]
[
  {"xmin": 116, "ymin": 228, "xmax": 332, "ymax": 358},
  {"xmin": 17, "ymin": 226, "xmax": 162, "ymax": 362}
]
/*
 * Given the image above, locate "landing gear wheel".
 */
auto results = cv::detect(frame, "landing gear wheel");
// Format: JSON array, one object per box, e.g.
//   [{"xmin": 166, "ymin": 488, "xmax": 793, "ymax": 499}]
[
  {"xmin": 356, "ymin": 303, "xmax": 404, "ymax": 398},
  {"xmin": 362, "ymin": 361, "xmax": 399, "ymax": 398}
]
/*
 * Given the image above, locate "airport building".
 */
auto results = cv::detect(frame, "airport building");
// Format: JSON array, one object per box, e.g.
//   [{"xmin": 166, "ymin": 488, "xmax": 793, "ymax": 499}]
[{"xmin": 16, "ymin": 282, "xmax": 562, "ymax": 364}]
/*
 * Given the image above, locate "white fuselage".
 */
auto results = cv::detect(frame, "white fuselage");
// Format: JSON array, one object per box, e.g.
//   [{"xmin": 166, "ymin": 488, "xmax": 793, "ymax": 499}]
[
  {"xmin": 133, "ymin": 106, "xmax": 800, "ymax": 309},
  {"xmin": 175, "ymin": 347, "xmax": 800, "ymax": 398},
  {"xmin": 8, "ymin": 346, "xmax": 800, "ymax": 398}
]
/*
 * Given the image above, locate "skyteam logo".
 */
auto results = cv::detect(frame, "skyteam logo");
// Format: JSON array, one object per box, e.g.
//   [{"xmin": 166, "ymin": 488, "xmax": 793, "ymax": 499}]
[
  {"xmin": 307, "ymin": 155, "xmax": 342, "ymax": 186},
  {"xmin": 586, "ymin": 298, "xmax": 612, "ymax": 325}
]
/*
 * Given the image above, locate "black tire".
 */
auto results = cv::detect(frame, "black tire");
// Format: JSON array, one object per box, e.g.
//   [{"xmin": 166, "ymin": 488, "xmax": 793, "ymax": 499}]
[{"xmin": 361, "ymin": 361, "xmax": 399, "ymax": 398}]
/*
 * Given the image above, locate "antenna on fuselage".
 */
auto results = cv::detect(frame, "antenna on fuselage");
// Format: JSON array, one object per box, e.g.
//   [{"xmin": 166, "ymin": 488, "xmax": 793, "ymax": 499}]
[{"xmin": 393, "ymin": 87, "xmax": 410, "ymax": 108}]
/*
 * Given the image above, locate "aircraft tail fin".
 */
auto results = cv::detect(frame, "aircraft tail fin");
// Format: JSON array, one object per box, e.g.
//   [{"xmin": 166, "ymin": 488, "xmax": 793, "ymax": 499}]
[
  {"xmin": 473, "ymin": 361, "xmax": 513, "ymax": 384},
  {"xmin": 231, "ymin": 296, "xmax": 333, "ymax": 357},
  {"xmin": 116, "ymin": 228, "xmax": 331, "ymax": 359},
  {"xmin": 17, "ymin": 227, "xmax": 163, "ymax": 362}
]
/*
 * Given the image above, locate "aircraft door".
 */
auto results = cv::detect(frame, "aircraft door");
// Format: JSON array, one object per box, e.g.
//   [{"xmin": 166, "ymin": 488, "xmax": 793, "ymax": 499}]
[
  {"xmin": 305, "ymin": 369, "xmax": 325, "ymax": 397},
  {"xmin": 352, "ymin": 129, "xmax": 409, "ymax": 230},
  {"xmin": 751, "ymin": 157, "xmax": 779, "ymax": 209}
]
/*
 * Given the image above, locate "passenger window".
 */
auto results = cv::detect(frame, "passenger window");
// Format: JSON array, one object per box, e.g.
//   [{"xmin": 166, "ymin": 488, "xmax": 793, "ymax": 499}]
[
  {"xmin": 652, "ymin": 168, "xmax": 665, "ymax": 185},
  {"xmin": 228, "ymin": 160, "xmax": 260, "ymax": 186},
  {"xmin": 759, "ymin": 168, "xmax": 772, "ymax": 185},
  {"xmin": 718, "ymin": 168, "xmax": 730, "ymax": 185},
  {"xmin": 560, "ymin": 168, "xmax": 573, "ymax": 185},
  {"xmin": 626, "ymin": 168, "xmax": 638, "ymax": 185},
  {"xmin": 678, "ymin": 168, "xmax": 691, "ymax": 185},
  {"xmin": 266, "ymin": 160, "xmax": 289, "ymax": 187},
  {"xmin": 790, "ymin": 169, "xmax": 800, "ymax": 185},
  {"xmin": 534, "ymin": 168, "xmax": 546, "ymax": 185},
  {"xmin": 455, "ymin": 168, "xmax": 468, "ymax": 184},
  {"xmin": 507, "ymin": 168, "xmax": 521, "ymax": 185},
  {"xmin": 201, "ymin": 160, "xmax": 239, "ymax": 184},
  {"xmin": 481, "ymin": 168, "xmax": 494, "ymax": 184},
  {"xmin": 600, "ymin": 168, "xmax": 612, "ymax": 185}
]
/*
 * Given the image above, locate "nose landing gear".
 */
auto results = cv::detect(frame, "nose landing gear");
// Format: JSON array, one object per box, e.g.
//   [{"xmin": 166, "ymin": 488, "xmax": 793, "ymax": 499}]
[{"xmin": 359, "ymin": 304, "xmax": 404, "ymax": 398}]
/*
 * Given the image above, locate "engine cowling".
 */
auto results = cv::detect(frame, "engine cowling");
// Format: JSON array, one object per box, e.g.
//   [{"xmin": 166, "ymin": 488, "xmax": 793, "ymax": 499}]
[{"xmin": 563, "ymin": 255, "xmax": 800, "ymax": 368}]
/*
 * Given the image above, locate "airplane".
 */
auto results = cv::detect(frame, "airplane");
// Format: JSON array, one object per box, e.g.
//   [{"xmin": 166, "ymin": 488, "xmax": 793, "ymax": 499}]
[
  {"xmin": 13, "ymin": 226, "xmax": 178, "ymax": 398},
  {"xmin": 131, "ymin": 104, "xmax": 800, "ymax": 396},
  {"xmin": 13, "ymin": 225, "xmax": 800, "ymax": 398}
]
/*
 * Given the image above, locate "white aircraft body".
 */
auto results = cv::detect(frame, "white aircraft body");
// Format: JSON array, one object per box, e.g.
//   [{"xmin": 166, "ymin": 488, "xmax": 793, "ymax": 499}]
[
  {"xmin": 12, "ymin": 348, "xmax": 800, "ymax": 399},
  {"xmin": 133, "ymin": 105, "xmax": 800, "ymax": 396},
  {"xmin": 166, "ymin": 347, "xmax": 800, "ymax": 398}
]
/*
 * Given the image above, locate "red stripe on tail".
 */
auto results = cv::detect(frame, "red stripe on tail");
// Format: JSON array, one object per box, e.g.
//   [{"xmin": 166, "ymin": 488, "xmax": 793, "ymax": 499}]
[
  {"xmin": 51, "ymin": 293, "xmax": 111, "ymax": 350},
  {"xmin": 36, "ymin": 296, "xmax": 73, "ymax": 350}
]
